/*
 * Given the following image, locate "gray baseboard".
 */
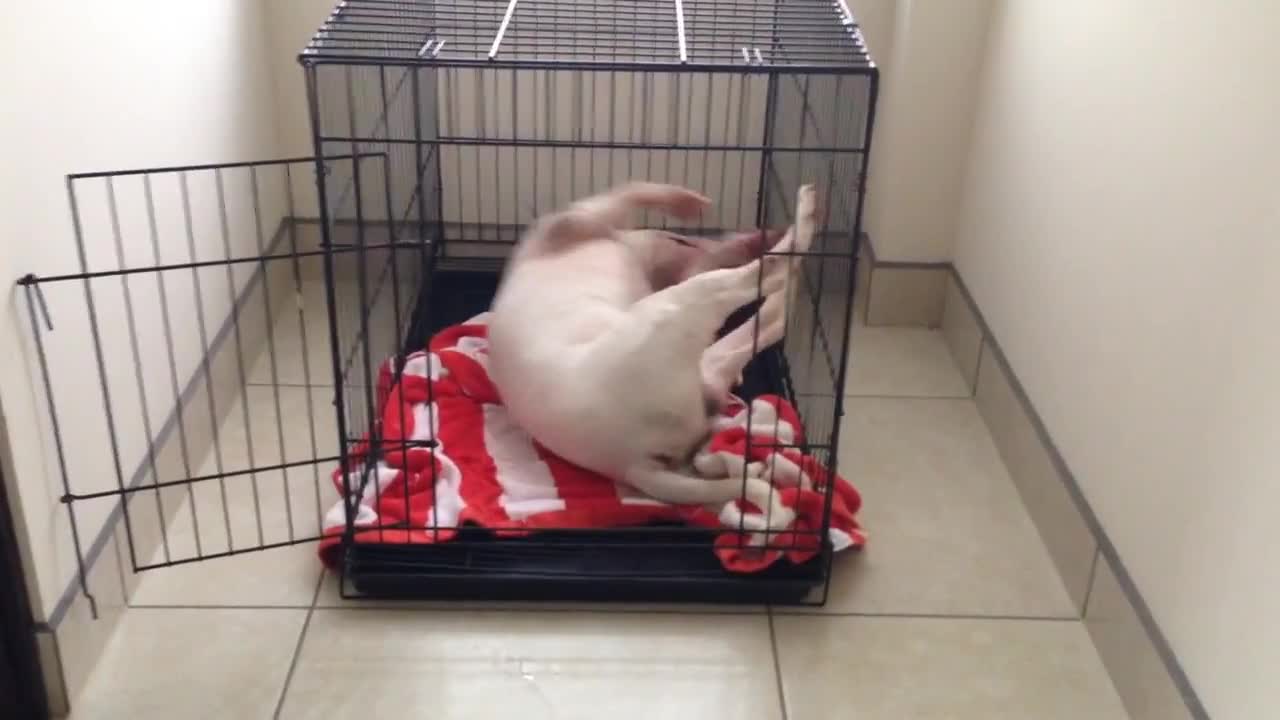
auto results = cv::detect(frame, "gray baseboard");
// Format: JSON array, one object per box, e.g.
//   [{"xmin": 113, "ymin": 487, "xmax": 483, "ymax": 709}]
[
  {"xmin": 859, "ymin": 234, "xmax": 951, "ymax": 327},
  {"xmin": 941, "ymin": 266, "xmax": 1210, "ymax": 720}
]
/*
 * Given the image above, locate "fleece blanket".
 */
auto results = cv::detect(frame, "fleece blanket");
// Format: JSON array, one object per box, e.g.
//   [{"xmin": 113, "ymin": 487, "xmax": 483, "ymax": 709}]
[{"xmin": 317, "ymin": 314, "xmax": 865, "ymax": 572}]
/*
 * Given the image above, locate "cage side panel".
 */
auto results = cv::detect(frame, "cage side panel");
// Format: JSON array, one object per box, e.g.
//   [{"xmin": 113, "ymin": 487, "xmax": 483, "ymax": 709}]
[
  {"xmin": 312, "ymin": 60, "xmax": 438, "ymax": 445},
  {"xmin": 303, "ymin": 62, "xmax": 878, "ymax": 601},
  {"xmin": 309, "ymin": 61, "xmax": 872, "ymax": 481},
  {"xmin": 764, "ymin": 70, "xmax": 871, "ymax": 452},
  {"xmin": 27, "ymin": 159, "xmax": 341, "ymax": 579},
  {"xmin": 312, "ymin": 66, "xmax": 771, "ymax": 261},
  {"xmin": 435, "ymin": 68, "xmax": 768, "ymax": 251}
]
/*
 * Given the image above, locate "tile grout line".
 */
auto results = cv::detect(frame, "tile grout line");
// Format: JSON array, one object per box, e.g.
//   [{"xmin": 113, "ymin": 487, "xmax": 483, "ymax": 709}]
[
  {"xmin": 843, "ymin": 393, "xmax": 974, "ymax": 401},
  {"xmin": 765, "ymin": 608, "xmax": 790, "ymax": 720},
  {"xmin": 127, "ymin": 603, "xmax": 316, "ymax": 611},
  {"xmin": 771, "ymin": 610, "xmax": 1082, "ymax": 622},
  {"xmin": 272, "ymin": 571, "xmax": 325, "ymax": 720},
  {"xmin": 121, "ymin": 601, "xmax": 1080, "ymax": 622},
  {"xmin": 312, "ymin": 604, "xmax": 770, "ymax": 615}
]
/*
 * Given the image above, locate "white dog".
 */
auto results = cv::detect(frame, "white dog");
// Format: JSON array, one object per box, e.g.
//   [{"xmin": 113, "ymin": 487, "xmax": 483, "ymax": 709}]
[{"xmin": 488, "ymin": 182, "xmax": 816, "ymax": 519}]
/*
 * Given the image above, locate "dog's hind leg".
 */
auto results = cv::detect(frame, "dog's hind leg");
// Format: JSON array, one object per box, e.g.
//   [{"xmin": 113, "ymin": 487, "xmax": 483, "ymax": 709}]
[
  {"xmin": 573, "ymin": 182, "xmax": 710, "ymax": 228},
  {"xmin": 624, "ymin": 460, "xmax": 793, "ymax": 526},
  {"xmin": 612, "ymin": 186, "xmax": 816, "ymax": 362},
  {"xmin": 699, "ymin": 290, "xmax": 790, "ymax": 408},
  {"xmin": 699, "ymin": 185, "xmax": 818, "ymax": 409}
]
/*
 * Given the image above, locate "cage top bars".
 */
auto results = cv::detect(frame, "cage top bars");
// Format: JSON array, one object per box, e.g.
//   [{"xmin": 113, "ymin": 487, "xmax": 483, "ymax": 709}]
[{"xmin": 302, "ymin": 0, "xmax": 874, "ymax": 71}]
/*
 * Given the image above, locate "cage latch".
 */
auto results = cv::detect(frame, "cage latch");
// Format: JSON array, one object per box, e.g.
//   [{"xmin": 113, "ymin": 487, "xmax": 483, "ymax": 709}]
[
  {"xmin": 17, "ymin": 274, "xmax": 54, "ymax": 330},
  {"xmin": 417, "ymin": 38, "xmax": 445, "ymax": 59}
]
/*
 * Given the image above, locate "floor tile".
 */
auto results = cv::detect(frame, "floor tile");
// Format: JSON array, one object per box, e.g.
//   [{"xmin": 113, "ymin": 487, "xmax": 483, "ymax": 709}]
[
  {"xmin": 279, "ymin": 609, "xmax": 782, "ymax": 719},
  {"xmin": 127, "ymin": 382, "xmax": 336, "ymax": 605},
  {"xmin": 131, "ymin": 541, "xmax": 322, "ymax": 607},
  {"xmin": 161, "ymin": 463, "xmax": 330, "ymax": 548},
  {"xmin": 51, "ymin": 529, "xmax": 129, "ymax": 711},
  {"xmin": 211, "ymin": 384, "xmax": 339, "ymax": 469},
  {"xmin": 129, "ymin": 383, "xmax": 337, "ymax": 552},
  {"xmin": 773, "ymin": 615, "xmax": 1129, "ymax": 720},
  {"xmin": 865, "ymin": 266, "xmax": 947, "ymax": 327},
  {"xmin": 249, "ymin": 278, "xmax": 412, "ymax": 388},
  {"xmin": 812, "ymin": 397, "xmax": 1076, "ymax": 617},
  {"xmin": 69, "ymin": 608, "xmax": 307, "ymax": 720},
  {"xmin": 845, "ymin": 325, "xmax": 971, "ymax": 397}
]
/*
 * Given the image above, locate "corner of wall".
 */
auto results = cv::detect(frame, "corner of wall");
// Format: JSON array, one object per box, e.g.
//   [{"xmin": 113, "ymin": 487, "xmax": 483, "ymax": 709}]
[{"xmin": 941, "ymin": 265, "xmax": 1209, "ymax": 720}]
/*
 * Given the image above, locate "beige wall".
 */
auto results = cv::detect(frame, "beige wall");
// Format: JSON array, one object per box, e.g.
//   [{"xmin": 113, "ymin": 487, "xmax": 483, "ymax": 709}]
[
  {"xmin": 265, "ymin": 0, "xmax": 334, "ymax": 218},
  {"xmin": 0, "ymin": 1, "xmax": 283, "ymax": 618},
  {"xmin": 954, "ymin": 2, "xmax": 1280, "ymax": 718},
  {"xmin": 858, "ymin": 0, "xmax": 993, "ymax": 262}
]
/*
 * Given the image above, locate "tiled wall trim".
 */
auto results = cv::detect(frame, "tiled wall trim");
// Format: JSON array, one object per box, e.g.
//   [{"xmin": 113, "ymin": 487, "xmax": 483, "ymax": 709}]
[
  {"xmin": 942, "ymin": 267, "xmax": 1210, "ymax": 720},
  {"xmin": 860, "ymin": 234, "xmax": 950, "ymax": 328}
]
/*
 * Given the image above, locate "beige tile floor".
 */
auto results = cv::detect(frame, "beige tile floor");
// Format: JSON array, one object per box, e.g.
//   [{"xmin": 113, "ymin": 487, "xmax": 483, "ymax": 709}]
[{"xmin": 71, "ymin": 285, "xmax": 1130, "ymax": 719}]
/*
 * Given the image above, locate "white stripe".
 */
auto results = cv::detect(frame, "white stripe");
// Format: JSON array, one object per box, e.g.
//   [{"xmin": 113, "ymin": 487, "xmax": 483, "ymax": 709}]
[
  {"xmin": 403, "ymin": 352, "xmax": 445, "ymax": 380},
  {"xmin": 829, "ymin": 528, "xmax": 855, "ymax": 552},
  {"xmin": 323, "ymin": 462, "xmax": 401, "ymax": 530},
  {"xmin": 424, "ymin": 448, "xmax": 465, "ymax": 529},
  {"xmin": 482, "ymin": 404, "xmax": 564, "ymax": 519},
  {"xmin": 411, "ymin": 402, "xmax": 439, "ymax": 441},
  {"xmin": 449, "ymin": 336, "xmax": 490, "ymax": 371}
]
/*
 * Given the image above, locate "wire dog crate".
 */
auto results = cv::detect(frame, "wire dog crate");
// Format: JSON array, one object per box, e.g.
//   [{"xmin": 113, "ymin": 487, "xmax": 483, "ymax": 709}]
[
  {"xmin": 21, "ymin": 0, "xmax": 876, "ymax": 610},
  {"xmin": 304, "ymin": 0, "xmax": 878, "ymax": 603}
]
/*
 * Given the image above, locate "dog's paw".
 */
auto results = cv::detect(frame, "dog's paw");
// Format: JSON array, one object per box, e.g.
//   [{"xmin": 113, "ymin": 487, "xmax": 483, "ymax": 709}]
[
  {"xmin": 792, "ymin": 185, "xmax": 817, "ymax": 254},
  {"xmin": 795, "ymin": 184, "xmax": 817, "ymax": 220}
]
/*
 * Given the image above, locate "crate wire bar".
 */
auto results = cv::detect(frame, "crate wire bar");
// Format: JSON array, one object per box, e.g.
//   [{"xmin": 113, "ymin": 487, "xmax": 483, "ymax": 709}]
[
  {"xmin": 305, "ymin": 0, "xmax": 872, "ymax": 69},
  {"xmin": 303, "ymin": 0, "xmax": 878, "ymax": 604}
]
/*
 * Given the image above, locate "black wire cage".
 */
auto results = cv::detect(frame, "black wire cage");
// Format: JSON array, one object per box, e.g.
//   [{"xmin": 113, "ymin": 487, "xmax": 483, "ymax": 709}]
[
  {"xmin": 21, "ymin": 0, "xmax": 876, "ymax": 611},
  {"xmin": 305, "ymin": 0, "xmax": 878, "ymax": 604}
]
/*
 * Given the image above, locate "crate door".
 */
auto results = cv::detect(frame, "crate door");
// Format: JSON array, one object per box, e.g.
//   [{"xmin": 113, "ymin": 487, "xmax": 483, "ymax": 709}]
[{"xmin": 19, "ymin": 155, "xmax": 408, "ymax": 582}]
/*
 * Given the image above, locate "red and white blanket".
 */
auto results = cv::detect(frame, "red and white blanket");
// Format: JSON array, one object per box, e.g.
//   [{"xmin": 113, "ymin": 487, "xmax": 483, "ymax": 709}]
[{"xmin": 318, "ymin": 314, "xmax": 865, "ymax": 573}]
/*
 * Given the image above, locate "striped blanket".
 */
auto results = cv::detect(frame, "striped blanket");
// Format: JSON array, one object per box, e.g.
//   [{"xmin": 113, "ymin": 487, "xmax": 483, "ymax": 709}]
[{"xmin": 318, "ymin": 314, "xmax": 865, "ymax": 573}]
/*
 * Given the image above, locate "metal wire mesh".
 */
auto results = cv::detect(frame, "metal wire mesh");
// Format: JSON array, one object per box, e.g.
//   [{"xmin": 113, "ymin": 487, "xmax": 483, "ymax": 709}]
[
  {"xmin": 304, "ymin": 0, "xmax": 873, "ymax": 70},
  {"xmin": 303, "ymin": 0, "xmax": 878, "ymax": 601},
  {"xmin": 20, "ymin": 158, "xmax": 358, "ymax": 573}
]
